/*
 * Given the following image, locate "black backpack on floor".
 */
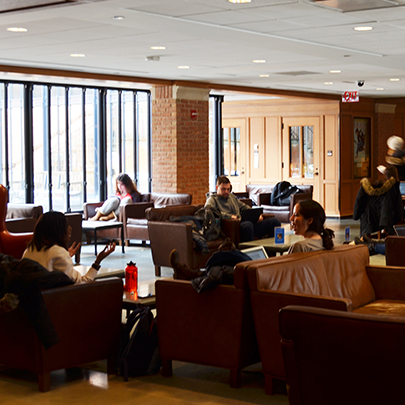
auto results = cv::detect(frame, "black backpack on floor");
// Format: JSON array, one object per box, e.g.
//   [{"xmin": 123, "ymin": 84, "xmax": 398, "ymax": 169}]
[{"xmin": 118, "ymin": 306, "xmax": 161, "ymax": 381}]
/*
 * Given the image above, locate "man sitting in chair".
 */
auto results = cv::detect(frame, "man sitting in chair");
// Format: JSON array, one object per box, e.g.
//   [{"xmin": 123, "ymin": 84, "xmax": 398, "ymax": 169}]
[{"xmin": 205, "ymin": 176, "xmax": 281, "ymax": 242}]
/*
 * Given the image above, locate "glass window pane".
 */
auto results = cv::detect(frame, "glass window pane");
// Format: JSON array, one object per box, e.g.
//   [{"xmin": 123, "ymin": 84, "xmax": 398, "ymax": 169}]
[
  {"xmin": 289, "ymin": 126, "xmax": 301, "ymax": 178},
  {"xmin": 106, "ymin": 90, "xmax": 119, "ymax": 195},
  {"xmin": 85, "ymin": 88, "xmax": 100, "ymax": 203},
  {"xmin": 122, "ymin": 90, "xmax": 134, "ymax": 179},
  {"xmin": 0, "ymin": 83, "xmax": 5, "ymax": 186},
  {"xmin": 303, "ymin": 125, "xmax": 314, "ymax": 179},
  {"xmin": 68, "ymin": 87, "xmax": 84, "ymax": 211},
  {"xmin": 33, "ymin": 85, "xmax": 50, "ymax": 211},
  {"xmin": 50, "ymin": 86, "xmax": 67, "ymax": 212},
  {"xmin": 223, "ymin": 127, "xmax": 229, "ymax": 176},
  {"xmin": 137, "ymin": 92, "xmax": 149, "ymax": 192},
  {"xmin": 8, "ymin": 83, "xmax": 25, "ymax": 203},
  {"xmin": 235, "ymin": 128, "xmax": 240, "ymax": 176}
]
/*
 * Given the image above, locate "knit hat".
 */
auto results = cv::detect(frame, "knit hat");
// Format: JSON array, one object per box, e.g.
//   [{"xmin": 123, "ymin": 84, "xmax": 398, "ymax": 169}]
[
  {"xmin": 377, "ymin": 165, "xmax": 386, "ymax": 175},
  {"xmin": 387, "ymin": 136, "xmax": 404, "ymax": 151}
]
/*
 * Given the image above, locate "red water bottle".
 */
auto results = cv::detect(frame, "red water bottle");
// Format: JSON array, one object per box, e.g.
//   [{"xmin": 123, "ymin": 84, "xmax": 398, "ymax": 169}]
[{"xmin": 125, "ymin": 261, "xmax": 138, "ymax": 298}]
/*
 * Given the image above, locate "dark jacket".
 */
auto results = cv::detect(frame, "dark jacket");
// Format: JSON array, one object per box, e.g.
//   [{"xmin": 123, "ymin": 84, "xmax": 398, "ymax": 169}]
[
  {"xmin": 353, "ymin": 177, "xmax": 403, "ymax": 236},
  {"xmin": 386, "ymin": 150, "xmax": 405, "ymax": 181}
]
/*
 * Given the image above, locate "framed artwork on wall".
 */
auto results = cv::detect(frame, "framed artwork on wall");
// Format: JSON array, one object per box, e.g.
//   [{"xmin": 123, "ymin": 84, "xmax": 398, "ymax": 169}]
[{"xmin": 353, "ymin": 117, "xmax": 370, "ymax": 178}]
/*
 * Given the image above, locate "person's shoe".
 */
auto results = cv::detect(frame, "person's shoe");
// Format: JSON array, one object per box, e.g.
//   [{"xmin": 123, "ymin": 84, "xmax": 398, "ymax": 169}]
[{"xmin": 169, "ymin": 249, "xmax": 203, "ymax": 280}]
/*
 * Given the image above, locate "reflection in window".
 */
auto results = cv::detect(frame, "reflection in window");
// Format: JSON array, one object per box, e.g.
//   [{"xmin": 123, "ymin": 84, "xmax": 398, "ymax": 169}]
[
  {"xmin": 289, "ymin": 125, "xmax": 313, "ymax": 179},
  {"xmin": 223, "ymin": 127, "xmax": 240, "ymax": 176}
]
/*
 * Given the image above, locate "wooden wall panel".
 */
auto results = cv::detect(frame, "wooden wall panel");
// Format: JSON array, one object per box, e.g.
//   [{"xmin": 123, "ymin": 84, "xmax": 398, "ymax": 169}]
[
  {"xmin": 323, "ymin": 182, "xmax": 337, "ymax": 215},
  {"xmin": 249, "ymin": 117, "xmax": 265, "ymax": 180},
  {"xmin": 265, "ymin": 116, "xmax": 281, "ymax": 182},
  {"xmin": 324, "ymin": 115, "xmax": 337, "ymax": 182}
]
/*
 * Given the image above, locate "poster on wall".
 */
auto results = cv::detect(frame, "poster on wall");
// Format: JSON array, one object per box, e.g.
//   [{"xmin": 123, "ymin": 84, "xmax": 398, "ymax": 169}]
[{"xmin": 353, "ymin": 117, "xmax": 370, "ymax": 179}]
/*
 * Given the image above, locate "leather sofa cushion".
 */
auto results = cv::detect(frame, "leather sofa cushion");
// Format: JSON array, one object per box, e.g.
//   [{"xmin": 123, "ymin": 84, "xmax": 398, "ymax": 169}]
[
  {"xmin": 260, "ymin": 205, "xmax": 289, "ymax": 212},
  {"xmin": 250, "ymin": 245, "xmax": 375, "ymax": 310},
  {"xmin": 353, "ymin": 300, "xmax": 405, "ymax": 317},
  {"xmin": 127, "ymin": 218, "xmax": 148, "ymax": 226},
  {"xmin": 151, "ymin": 193, "xmax": 192, "ymax": 208},
  {"xmin": 146, "ymin": 204, "xmax": 197, "ymax": 222},
  {"xmin": 6, "ymin": 204, "xmax": 43, "ymax": 219}
]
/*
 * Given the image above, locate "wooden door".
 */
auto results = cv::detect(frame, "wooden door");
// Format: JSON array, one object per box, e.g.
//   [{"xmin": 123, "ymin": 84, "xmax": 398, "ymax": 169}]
[{"xmin": 282, "ymin": 117, "xmax": 321, "ymax": 203}]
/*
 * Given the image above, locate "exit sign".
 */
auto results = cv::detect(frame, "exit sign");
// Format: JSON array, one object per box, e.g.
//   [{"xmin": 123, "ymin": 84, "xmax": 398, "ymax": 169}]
[{"xmin": 342, "ymin": 91, "xmax": 359, "ymax": 103}]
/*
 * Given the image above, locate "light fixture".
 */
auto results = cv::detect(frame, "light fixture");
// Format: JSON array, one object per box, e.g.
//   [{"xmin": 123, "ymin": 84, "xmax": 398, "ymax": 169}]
[
  {"xmin": 229, "ymin": 0, "xmax": 251, "ymax": 3},
  {"xmin": 390, "ymin": 78, "xmax": 400, "ymax": 82},
  {"xmin": 354, "ymin": 26, "xmax": 373, "ymax": 31},
  {"xmin": 150, "ymin": 46, "xmax": 166, "ymax": 50},
  {"xmin": 70, "ymin": 53, "xmax": 85, "ymax": 58},
  {"xmin": 178, "ymin": 66, "xmax": 190, "ymax": 69},
  {"xmin": 253, "ymin": 60, "xmax": 266, "ymax": 64},
  {"xmin": 376, "ymin": 88, "xmax": 384, "ymax": 91},
  {"xmin": 324, "ymin": 82, "xmax": 333, "ymax": 85},
  {"xmin": 330, "ymin": 70, "xmax": 341, "ymax": 73},
  {"xmin": 113, "ymin": 16, "xmax": 124, "ymax": 20},
  {"xmin": 259, "ymin": 74, "xmax": 269, "ymax": 77},
  {"xmin": 7, "ymin": 27, "xmax": 27, "ymax": 32}
]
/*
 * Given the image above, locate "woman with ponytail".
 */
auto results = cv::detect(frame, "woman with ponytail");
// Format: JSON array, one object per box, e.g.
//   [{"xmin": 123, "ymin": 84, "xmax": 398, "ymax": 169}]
[{"xmin": 288, "ymin": 199, "xmax": 334, "ymax": 254}]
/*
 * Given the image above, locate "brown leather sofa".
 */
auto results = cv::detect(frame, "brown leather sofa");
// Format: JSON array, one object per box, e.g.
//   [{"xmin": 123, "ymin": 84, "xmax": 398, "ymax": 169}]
[
  {"xmin": 83, "ymin": 192, "xmax": 192, "ymax": 245},
  {"xmin": 237, "ymin": 244, "xmax": 405, "ymax": 394},
  {"xmin": 235, "ymin": 184, "xmax": 313, "ymax": 223},
  {"xmin": 0, "ymin": 277, "xmax": 123, "ymax": 392},
  {"xmin": 280, "ymin": 305, "xmax": 405, "ymax": 405},
  {"xmin": 385, "ymin": 235, "xmax": 405, "ymax": 266},
  {"xmin": 155, "ymin": 262, "xmax": 260, "ymax": 388},
  {"xmin": 147, "ymin": 204, "xmax": 240, "ymax": 276}
]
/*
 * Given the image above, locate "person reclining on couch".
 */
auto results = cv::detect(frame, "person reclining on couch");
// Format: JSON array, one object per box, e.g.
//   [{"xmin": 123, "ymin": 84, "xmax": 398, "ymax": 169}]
[
  {"xmin": 90, "ymin": 173, "xmax": 142, "ymax": 221},
  {"xmin": 205, "ymin": 175, "xmax": 281, "ymax": 242}
]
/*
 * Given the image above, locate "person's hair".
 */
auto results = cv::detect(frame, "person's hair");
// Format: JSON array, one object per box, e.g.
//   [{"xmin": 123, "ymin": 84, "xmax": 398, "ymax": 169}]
[
  {"xmin": 385, "ymin": 165, "xmax": 399, "ymax": 182},
  {"xmin": 296, "ymin": 200, "xmax": 334, "ymax": 250},
  {"xmin": 27, "ymin": 211, "xmax": 69, "ymax": 251},
  {"xmin": 116, "ymin": 173, "xmax": 138, "ymax": 195},
  {"xmin": 216, "ymin": 175, "xmax": 230, "ymax": 186}
]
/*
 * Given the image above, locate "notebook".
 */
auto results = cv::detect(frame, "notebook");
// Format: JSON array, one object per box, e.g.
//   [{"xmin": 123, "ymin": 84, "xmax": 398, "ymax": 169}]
[
  {"xmin": 241, "ymin": 207, "xmax": 263, "ymax": 224},
  {"xmin": 240, "ymin": 246, "xmax": 268, "ymax": 260},
  {"xmin": 394, "ymin": 225, "xmax": 405, "ymax": 236}
]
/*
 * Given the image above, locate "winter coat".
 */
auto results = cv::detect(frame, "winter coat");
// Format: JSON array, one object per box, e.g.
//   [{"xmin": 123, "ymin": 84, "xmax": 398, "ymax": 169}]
[
  {"xmin": 386, "ymin": 150, "xmax": 405, "ymax": 181},
  {"xmin": 353, "ymin": 177, "xmax": 403, "ymax": 236}
]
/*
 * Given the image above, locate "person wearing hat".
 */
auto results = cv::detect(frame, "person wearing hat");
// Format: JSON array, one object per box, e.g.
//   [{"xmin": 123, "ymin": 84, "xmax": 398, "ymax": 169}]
[{"xmin": 385, "ymin": 136, "xmax": 405, "ymax": 182}]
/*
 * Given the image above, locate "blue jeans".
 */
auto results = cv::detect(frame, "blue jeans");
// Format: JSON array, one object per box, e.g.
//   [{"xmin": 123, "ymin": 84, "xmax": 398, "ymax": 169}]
[{"xmin": 239, "ymin": 217, "xmax": 281, "ymax": 242}]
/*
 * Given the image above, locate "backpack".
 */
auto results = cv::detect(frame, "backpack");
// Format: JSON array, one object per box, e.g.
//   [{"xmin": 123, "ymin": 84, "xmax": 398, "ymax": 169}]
[
  {"xmin": 271, "ymin": 181, "xmax": 301, "ymax": 206},
  {"xmin": 194, "ymin": 206, "xmax": 223, "ymax": 241},
  {"xmin": 117, "ymin": 306, "xmax": 161, "ymax": 381}
]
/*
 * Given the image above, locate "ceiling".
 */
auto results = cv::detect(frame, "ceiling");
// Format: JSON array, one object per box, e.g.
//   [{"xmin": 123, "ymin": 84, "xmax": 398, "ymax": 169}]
[{"xmin": 2, "ymin": 0, "xmax": 405, "ymax": 98}]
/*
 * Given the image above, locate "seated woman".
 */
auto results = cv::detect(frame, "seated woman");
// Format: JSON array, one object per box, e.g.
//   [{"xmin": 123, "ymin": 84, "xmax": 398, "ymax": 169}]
[
  {"xmin": 353, "ymin": 165, "xmax": 403, "ymax": 238},
  {"xmin": 90, "ymin": 173, "xmax": 142, "ymax": 221},
  {"xmin": 288, "ymin": 199, "xmax": 335, "ymax": 254},
  {"xmin": 23, "ymin": 211, "xmax": 115, "ymax": 284}
]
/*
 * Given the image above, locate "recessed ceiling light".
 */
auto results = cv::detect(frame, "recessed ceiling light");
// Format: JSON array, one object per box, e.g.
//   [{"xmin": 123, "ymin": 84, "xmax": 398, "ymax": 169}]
[
  {"xmin": 229, "ymin": 0, "xmax": 251, "ymax": 3},
  {"xmin": 150, "ymin": 46, "xmax": 166, "ymax": 50},
  {"xmin": 376, "ymin": 88, "xmax": 384, "ymax": 91},
  {"xmin": 7, "ymin": 27, "xmax": 27, "ymax": 32},
  {"xmin": 324, "ymin": 82, "xmax": 333, "ymax": 85},
  {"xmin": 390, "ymin": 78, "xmax": 400, "ymax": 82},
  {"xmin": 354, "ymin": 26, "xmax": 373, "ymax": 31},
  {"xmin": 113, "ymin": 16, "xmax": 124, "ymax": 20},
  {"xmin": 259, "ymin": 74, "xmax": 269, "ymax": 77},
  {"xmin": 330, "ymin": 70, "xmax": 341, "ymax": 74},
  {"xmin": 70, "ymin": 53, "xmax": 85, "ymax": 58},
  {"xmin": 253, "ymin": 60, "xmax": 266, "ymax": 64},
  {"xmin": 178, "ymin": 66, "xmax": 190, "ymax": 69}
]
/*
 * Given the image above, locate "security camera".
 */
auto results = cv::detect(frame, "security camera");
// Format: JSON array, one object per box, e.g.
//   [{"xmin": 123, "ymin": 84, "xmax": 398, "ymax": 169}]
[{"xmin": 357, "ymin": 80, "xmax": 365, "ymax": 87}]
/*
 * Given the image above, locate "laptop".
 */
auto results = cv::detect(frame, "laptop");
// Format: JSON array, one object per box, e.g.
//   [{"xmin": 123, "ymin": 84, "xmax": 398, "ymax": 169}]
[
  {"xmin": 241, "ymin": 246, "xmax": 268, "ymax": 260},
  {"xmin": 241, "ymin": 207, "xmax": 263, "ymax": 224},
  {"xmin": 394, "ymin": 224, "xmax": 405, "ymax": 236}
]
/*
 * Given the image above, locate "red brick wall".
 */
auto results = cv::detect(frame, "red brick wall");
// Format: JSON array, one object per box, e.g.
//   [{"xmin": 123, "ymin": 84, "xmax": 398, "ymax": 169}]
[{"xmin": 152, "ymin": 86, "xmax": 209, "ymax": 205}]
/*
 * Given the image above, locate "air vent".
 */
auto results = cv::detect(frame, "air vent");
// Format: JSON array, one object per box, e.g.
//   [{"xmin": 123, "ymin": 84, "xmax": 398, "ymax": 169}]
[
  {"xmin": 309, "ymin": 0, "xmax": 405, "ymax": 13},
  {"xmin": 274, "ymin": 71, "xmax": 321, "ymax": 76}
]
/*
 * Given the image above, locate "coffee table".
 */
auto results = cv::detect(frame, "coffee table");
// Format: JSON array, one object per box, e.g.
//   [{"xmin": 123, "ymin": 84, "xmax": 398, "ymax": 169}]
[
  {"xmin": 122, "ymin": 280, "xmax": 157, "ymax": 314},
  {"xmin": 82, "ymin": 220, "xmax": 125, "ymax": 255},
  {"xmin": 239, "ymin": 234, "xmax": 304, "ymax": 256}
]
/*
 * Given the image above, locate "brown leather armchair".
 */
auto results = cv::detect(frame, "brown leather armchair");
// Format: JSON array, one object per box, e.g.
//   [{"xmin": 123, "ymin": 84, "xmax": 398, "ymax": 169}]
[
  {"xmin": 280, "ymin": 305, "xmax": 405, "ymax": 405},
  {"xmin": 155, "ymin": 262, "xmax": 260, "ymax": 388},
  {"xmin": 239, "ymin": 244, "xmax": 405, "ymax": 394},
  {"xmin": 385, "ymin": 235, "xmax": 405, "ymax": 266},
  {"xmin": 147, "ymin": 204, "xmax": 240, "ymax": 276},
  {"xmin": 0, "ymin": 277, "xmax": 123, "ymax": 392}
]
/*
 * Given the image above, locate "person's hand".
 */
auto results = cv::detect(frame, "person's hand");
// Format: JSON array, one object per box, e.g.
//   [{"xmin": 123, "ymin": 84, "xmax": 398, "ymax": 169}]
[
  {"xmin": 231, "ymin": 215, "xmax": 238, "ymax": 220},
  {"xmin": 258, "ymin": 214, "xmax": 264, "ymax": 222},
  {"xmin": 95, "ymin": 241, "xmax": 116, "ymax": 264},
  {"xmin": 68, "ymin": 241, "xmax": 81, "ymax": 258}
]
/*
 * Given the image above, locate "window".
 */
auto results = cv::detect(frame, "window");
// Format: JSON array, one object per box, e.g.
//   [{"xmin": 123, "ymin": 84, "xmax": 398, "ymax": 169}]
[
  {"xmin": 1, "ymin": 79, "xmax": 151, "ymax": 210},
  {"xmin": 289, "ymin": 125, "xmax": 314, "ymax": 179}
]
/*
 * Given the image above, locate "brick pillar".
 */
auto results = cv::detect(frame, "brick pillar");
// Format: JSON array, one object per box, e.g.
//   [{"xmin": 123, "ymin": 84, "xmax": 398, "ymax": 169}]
[
  {"xmin": 152, "ymin": 85, "xmax": 210, "ymax": 205},
  {"xmin": 374, "ymin": 103, "xmax": 396, "ymax": 177}
]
